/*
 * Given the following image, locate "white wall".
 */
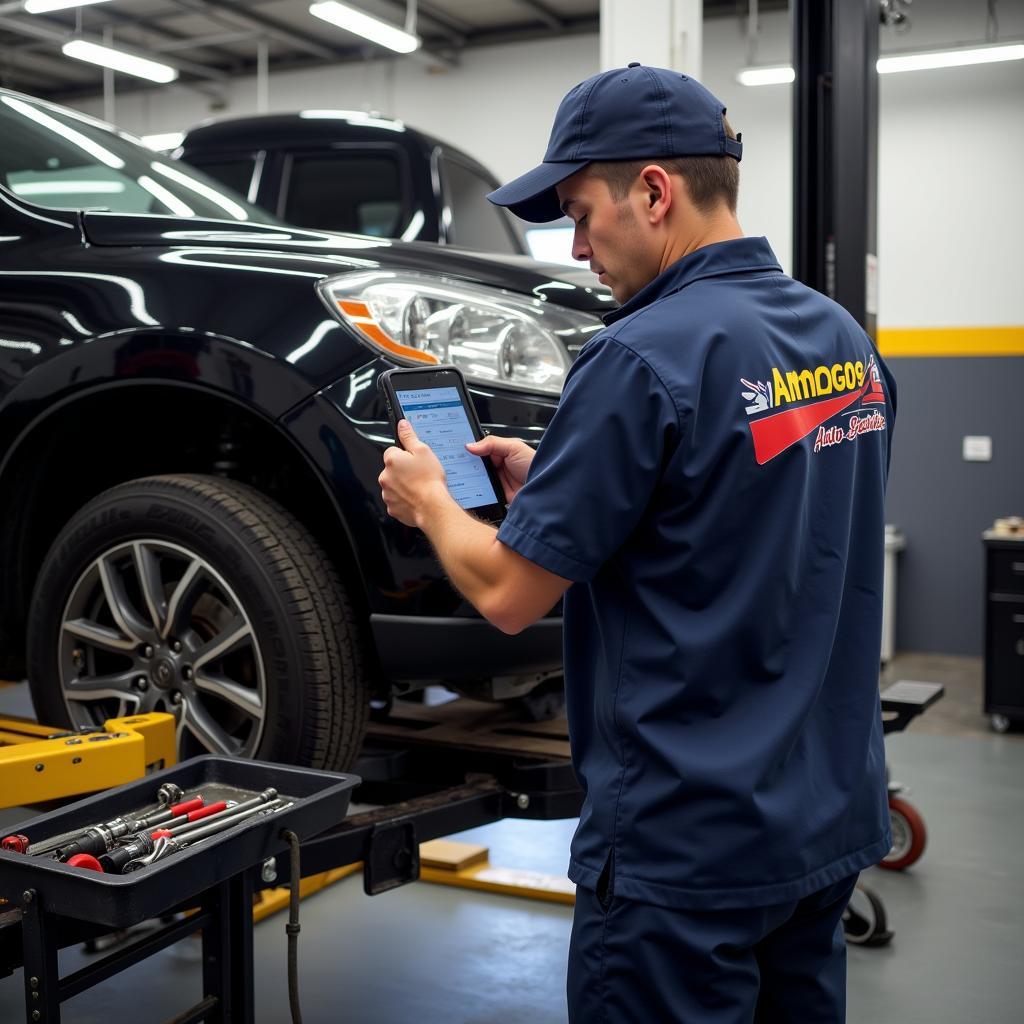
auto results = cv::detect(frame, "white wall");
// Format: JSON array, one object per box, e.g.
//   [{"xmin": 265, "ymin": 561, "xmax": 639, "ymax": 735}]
[{"xmin": 65, "ymin": 2, "xmax": 1024, "ymax": 330}]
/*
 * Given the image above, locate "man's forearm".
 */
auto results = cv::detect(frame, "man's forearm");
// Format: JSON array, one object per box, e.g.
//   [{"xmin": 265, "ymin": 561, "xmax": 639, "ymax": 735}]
[
  {"xmin": 415, "ymin": 489, "xmax": 508, "ymax": 618},
  {"xmin": 413, "ymin": 487, "xmax": 569, "ymax": 635}
]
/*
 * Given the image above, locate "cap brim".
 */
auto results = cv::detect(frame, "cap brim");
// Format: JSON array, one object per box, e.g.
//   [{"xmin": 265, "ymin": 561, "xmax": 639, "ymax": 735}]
[{"xmin": 487, "ymin": 160, "xmax": 589, "ymax": 223}]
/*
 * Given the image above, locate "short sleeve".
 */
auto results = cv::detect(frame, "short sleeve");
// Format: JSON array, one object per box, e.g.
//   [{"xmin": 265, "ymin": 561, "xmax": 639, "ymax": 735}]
[{"xmin": 496, "ymin": 335, "xmax": 680, "ymax": 582}]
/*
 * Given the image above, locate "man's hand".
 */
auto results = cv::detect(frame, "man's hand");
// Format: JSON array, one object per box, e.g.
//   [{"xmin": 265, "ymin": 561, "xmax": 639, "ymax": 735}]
[
  {"xmin": 465, "ymin": 435, "xmax": 535, "ymax": 503},
  {"xmin": 379, "ymin": 420, "xmax": 451, "ymax": 528}
]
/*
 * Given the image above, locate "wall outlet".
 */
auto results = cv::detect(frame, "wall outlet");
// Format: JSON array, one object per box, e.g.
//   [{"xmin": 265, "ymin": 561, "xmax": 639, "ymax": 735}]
[{"xmin": 963, "ymin": 435, "xmax": 992, "ymax": 462}]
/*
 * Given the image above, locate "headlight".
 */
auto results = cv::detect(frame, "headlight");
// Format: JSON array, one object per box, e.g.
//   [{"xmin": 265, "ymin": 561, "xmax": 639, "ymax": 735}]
[{"xmin": 317, "ymin": 270, "xmax": 602, "ymax": 396}]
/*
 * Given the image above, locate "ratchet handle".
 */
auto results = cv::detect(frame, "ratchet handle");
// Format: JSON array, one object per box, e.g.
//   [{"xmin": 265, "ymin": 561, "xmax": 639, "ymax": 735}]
[
  {"xmin": 168, "ymin": 797, "xmax": 205, "ymax": 818},
  {"xmin": 185, "ymin": 801, "xmax": 227, "ymax": 822},
  {"xmin": 150, "ymin": 801, "xmax": 228, "ymax": 838}
]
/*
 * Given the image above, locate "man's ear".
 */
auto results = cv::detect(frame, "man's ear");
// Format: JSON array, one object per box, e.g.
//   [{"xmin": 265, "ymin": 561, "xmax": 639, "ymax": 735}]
[{"xmin": 638, "ymin": 165, "xmax": 673, "ymax": 224}]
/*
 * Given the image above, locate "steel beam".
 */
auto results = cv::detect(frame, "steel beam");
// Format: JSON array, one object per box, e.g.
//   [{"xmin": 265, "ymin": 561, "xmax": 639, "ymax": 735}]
[
  {"xmin": 511, "ymin": 0, "xmax": 565, "ymax": 29},
  {"xmin": 174, "ymin": 0, "xmax": 343, "ymax": 61},
  {"xmin": 792, "ymin": 0, "xmax": 879, "ymax": 337}
]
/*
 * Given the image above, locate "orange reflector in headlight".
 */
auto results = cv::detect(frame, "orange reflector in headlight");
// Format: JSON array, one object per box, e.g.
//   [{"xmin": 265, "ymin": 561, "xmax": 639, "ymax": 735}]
[{"xmin": 337, "ymin": 299, "xmax": 439, "ymax": 365}]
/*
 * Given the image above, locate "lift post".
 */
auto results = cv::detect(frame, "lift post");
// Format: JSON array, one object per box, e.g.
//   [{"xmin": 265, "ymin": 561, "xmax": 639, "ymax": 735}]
[{"xmin": 793, "ymin": 0, "xmax": 880, "ymax": 337}]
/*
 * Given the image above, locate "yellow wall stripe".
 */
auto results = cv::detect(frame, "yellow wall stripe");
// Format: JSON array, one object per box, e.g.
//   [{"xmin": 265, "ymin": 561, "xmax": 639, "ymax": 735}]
[{"xmin": 877, "ymin": 326, "xmax": 1024, "ymax": 358}]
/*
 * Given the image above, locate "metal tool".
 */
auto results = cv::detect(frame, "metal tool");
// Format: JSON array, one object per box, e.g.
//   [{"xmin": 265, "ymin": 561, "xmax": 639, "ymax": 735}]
[
  {"xmin": 124, "ymin": 799, "xmax": 289, "ymax": 873},
  {"xmin": 1, "ymin": 834, "xmax": 29, "ymax": 854},
  {"xmin": 97, "ymin": 833, "xmax": 155, "ymax": 874},
  {"xmin": 53, "ymin": 796, "xmax": 206, "ymax": 860},
  {"xmin": 156, "ymin": 782, "xmax": 184, "ymax": 807},
  {"xmin": 150, "ymin": 790, "xmax": 276, "ymax": 841}
]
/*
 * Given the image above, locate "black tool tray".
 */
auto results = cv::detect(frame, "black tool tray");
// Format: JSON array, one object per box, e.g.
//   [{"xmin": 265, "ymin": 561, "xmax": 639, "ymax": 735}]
[{"xmin": 0, "ymin": 755, "xmax": 359, "ymax": 928}]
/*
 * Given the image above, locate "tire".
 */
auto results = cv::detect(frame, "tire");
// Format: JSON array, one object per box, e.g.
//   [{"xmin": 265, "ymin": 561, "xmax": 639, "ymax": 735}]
[
  {"xmin": 28, "ymin": 474, "xmax": 369, "ymax": 770},
  {"xmin": 879, "ymin": 795, "xmax": 927, "ymax": 871}
]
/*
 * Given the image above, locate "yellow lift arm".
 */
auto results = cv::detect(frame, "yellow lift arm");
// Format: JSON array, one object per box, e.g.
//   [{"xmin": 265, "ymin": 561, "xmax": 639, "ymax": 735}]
[{"xmin": 0, "ymin": 712, "xmax": 177, "ymax": 808}]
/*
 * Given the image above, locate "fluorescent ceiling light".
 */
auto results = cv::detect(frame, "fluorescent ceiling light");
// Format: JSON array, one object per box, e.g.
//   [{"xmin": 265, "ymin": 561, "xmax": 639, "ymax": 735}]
[
  {"xmin": 24, "ymin": 0, "xmax": 112, "ymax": 12},
  {"xmin": 738, "ymin": 41, "xmax": 1024, "ymax": 86},
  {"xmin": 309, "ymin": 1, "xmax": 420, "ymax": 54},
  {"xmin": 141, "ymin": 131, "xmax": 185, "ymax": 151},
  {"xmin": 877, "ymin": 41, "xmax": 1024, "ymax": 74},
  {"xmin": 62, "ymin": 39, "xmax": 179, "ymax": 84},
  {"xmin": 736, "ymin": 65, "xmax": 795, "ymax": 87}
]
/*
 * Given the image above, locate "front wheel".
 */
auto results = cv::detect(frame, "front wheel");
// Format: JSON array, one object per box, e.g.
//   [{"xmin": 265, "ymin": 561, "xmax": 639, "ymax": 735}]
[{"xmin": 28, "ymin": 474, "xmax": 369, "ymax": 770}]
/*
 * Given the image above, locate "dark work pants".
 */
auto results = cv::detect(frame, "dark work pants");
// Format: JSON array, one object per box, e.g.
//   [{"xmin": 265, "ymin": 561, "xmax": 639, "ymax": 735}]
[{"xmin": 567, "ymin": 873, "xmax": 858, "ymax": 1024}]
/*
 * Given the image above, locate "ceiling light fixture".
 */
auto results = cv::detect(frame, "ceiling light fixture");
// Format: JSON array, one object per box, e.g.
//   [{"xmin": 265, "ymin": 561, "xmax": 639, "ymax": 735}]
[
  {"xmin": 877, "ymin": 41, "xmax": 1024, "ymax": 73},
  {"xmin": 308, "ymin": 1, "xmax": 420, "ymax": 55},
  {"xmin": 736, "ymin": 64, "xmax": 795, "ymax": 87},
  {"xmin": 62, "ymin": 39, "xmax": 179, "ymax": 83},
  {"xmin": 24, "ymin": 0, "xmax": 112, "ymax": 12},
  {"xmin": 737, "ymin": 40, "xmax": 1024, "ymax": 86}
]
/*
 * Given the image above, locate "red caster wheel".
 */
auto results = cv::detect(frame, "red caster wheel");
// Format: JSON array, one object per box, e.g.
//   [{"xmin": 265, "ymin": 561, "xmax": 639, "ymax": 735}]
[{"xmin": 879, "ymin": 795, "xmax": 927, "ymax": 870}]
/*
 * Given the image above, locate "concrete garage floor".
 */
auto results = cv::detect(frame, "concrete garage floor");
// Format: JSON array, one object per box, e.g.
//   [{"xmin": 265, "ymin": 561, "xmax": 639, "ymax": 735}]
[{"xmin": 1, "ymin": 655, "xmax": 1022, "ymax": 1023}]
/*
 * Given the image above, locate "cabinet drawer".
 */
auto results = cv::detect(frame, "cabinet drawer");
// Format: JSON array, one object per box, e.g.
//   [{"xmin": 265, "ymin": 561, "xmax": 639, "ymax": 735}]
[
  {"xmin": 988, "ymin": 603, "xmax": 1024, "ymax": 710},
  {"xmin": 988, "ymin": 547, "xmax": 1024, "ymax": 596}
]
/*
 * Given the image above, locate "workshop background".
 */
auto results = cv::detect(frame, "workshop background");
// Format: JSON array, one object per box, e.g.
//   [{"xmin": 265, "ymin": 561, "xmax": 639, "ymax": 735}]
[
  {"xmin": 17, "ymin": 0, "xmax": 1022, "ymax": 656},
  {"xmin": 1, "ymin": 1, "xmax": 1022, "ymax": 1022}
]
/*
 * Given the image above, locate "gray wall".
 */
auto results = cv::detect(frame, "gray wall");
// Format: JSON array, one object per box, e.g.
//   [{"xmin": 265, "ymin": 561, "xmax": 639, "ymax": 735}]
[{"xmin": 885, "ymin": 356, "xmax": 1024, "ymax": 656}]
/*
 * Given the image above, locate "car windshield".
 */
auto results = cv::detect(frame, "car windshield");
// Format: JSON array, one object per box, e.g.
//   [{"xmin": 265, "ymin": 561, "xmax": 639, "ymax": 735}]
[{"xmin": 0, "ymin": 92, "xmax": 274, "ymax": 223}]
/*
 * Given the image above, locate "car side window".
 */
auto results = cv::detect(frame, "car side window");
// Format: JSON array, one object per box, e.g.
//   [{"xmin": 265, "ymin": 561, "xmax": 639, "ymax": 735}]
[
  {"xmin": 282, "ymin": 152, "xmax": 404, "ymax": 237},
  {"xmin": 187, "ymin": 157, "xmax": 257, "ymax": 201},
  {"xmin": 441, "ymin": 156, "xmax": 520, "ymax": 255}
]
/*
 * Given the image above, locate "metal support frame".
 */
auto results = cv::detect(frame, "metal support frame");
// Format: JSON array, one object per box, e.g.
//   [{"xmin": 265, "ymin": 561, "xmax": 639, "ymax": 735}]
[
  {"xmin": 792, "ymin": 0, "xmax": 880, "ymax": 338},
  {"xmin": 17, "ymin": 870, "xmax": 254, "ymax": 1024}
]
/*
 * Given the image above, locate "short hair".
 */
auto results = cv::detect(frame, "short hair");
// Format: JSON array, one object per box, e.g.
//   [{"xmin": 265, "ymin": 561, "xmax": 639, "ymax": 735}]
[{"xmin": 588, "ymin": 116, "xmax": 740, "ymax": 214}]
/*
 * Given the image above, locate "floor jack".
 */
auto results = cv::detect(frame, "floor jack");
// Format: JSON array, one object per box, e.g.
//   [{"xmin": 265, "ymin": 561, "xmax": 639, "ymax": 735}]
[{"xmin": 842, "ymin": 680, "xmax": 945, "ymax": 946}]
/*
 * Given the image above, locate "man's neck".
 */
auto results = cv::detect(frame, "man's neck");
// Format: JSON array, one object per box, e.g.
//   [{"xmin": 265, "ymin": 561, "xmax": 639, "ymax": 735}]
[{"xmin": 660, "ymin": 213, "xmax": 744, "ymax": 275}]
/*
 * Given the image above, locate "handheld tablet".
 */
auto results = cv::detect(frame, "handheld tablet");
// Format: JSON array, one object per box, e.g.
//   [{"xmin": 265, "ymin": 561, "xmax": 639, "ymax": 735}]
[{"xmin": 378, "ymin": 365, "xmax": 507, "ymax": 524}]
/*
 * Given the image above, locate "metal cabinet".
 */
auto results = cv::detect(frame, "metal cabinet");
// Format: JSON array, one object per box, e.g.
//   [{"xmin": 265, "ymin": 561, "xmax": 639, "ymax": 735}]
[{"xmin": 984, "ymin": 532, "xmax": 1024, "ymax": 731}]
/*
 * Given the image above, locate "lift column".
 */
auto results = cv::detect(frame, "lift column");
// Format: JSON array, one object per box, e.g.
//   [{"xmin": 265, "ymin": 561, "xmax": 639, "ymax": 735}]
[{"xmin": 792, "ymin": 0, "xmax": 880, "ymax": 338}]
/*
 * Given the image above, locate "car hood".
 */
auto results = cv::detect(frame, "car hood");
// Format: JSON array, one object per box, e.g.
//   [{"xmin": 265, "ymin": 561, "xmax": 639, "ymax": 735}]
[{"xmin": 81, "ymin": 213, "xmax": 615, "ymax": 316}]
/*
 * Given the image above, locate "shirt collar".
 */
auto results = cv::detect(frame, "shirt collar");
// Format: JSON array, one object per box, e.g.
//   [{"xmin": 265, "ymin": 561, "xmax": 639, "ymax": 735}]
[{"xmin": 602, "ymin": 236, "xmax": 783, "ymax": 326}]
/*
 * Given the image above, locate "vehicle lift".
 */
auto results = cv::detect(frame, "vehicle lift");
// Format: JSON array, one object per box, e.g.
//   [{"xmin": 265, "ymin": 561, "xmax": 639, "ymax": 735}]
[{"xmin": 1, "ymin": 676, "xmax": 941, "ymax": 1002}]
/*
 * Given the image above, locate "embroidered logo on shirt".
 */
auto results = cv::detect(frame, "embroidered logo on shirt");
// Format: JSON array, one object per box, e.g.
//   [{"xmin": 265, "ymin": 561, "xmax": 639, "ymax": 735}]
[{"xmin": 740, "ymin": 355, "xmax": 886, "ymax": 464}]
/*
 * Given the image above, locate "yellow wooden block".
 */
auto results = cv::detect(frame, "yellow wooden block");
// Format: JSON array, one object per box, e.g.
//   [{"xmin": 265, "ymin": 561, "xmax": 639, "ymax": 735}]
[
  {"xmin": 419, "ymin": 838, "xmax": 490, "ymax": 872},
  {"xmin": 419, "ymin": 863, "xmax": 576, "ymax": 906}
]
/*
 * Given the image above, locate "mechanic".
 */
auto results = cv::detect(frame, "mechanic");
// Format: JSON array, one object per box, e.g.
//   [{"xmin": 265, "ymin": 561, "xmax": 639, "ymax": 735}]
[{"xmin": 378, "ymin": 64, "xmax": 896, "ymax": 1023}]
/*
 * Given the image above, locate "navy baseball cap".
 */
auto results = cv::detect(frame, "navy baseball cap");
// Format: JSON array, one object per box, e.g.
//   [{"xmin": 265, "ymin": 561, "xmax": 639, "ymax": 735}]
[{"xmin": 488, "ymin": 63, "xmax": 742, "ymax": 223}]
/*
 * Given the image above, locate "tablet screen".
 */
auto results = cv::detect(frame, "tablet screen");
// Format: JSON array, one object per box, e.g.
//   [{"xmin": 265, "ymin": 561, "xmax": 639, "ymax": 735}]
[{"xmin": 395, "ymin": 386, "xmax": 499, "ymax": 511}]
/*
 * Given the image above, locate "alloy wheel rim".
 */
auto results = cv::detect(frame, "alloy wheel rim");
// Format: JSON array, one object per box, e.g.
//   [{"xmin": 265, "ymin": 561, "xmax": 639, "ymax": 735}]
[{"xmin": 58, "ymin": 539, "xmax": 267, "ymax": 759}]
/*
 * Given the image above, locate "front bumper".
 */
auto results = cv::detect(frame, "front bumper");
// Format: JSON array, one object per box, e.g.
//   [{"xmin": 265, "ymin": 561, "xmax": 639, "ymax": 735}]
[{"xmin": 370, "ymin": 614, "xmax": 562, "ymax": 680}]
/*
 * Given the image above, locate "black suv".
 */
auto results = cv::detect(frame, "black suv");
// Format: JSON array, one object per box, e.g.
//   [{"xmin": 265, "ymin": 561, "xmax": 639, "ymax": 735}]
[
  {"xmin": 0, "ymin": 89, "xmax": 611, "ymax": 770},
  {"xmin": 178, "ymin": 110, "xmax": 527, "ymax": 257}
]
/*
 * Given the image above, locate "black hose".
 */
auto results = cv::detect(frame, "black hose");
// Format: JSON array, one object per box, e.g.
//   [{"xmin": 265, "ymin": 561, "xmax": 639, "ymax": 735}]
[{"xmin": 281, "ymin": 829, "xmax": 303, "ymax": 1024}]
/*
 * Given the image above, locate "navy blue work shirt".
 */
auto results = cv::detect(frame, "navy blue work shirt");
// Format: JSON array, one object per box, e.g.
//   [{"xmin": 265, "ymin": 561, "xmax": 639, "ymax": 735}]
[{"xmin": 497, "ymin": 236, "xmax": 896, "ymax": 910}]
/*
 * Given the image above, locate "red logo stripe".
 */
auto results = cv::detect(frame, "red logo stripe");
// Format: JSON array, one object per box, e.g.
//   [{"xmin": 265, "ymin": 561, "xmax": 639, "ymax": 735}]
[{"xmin": 748, "ymin": 379, "xmax": 872, "ymax": 464}]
